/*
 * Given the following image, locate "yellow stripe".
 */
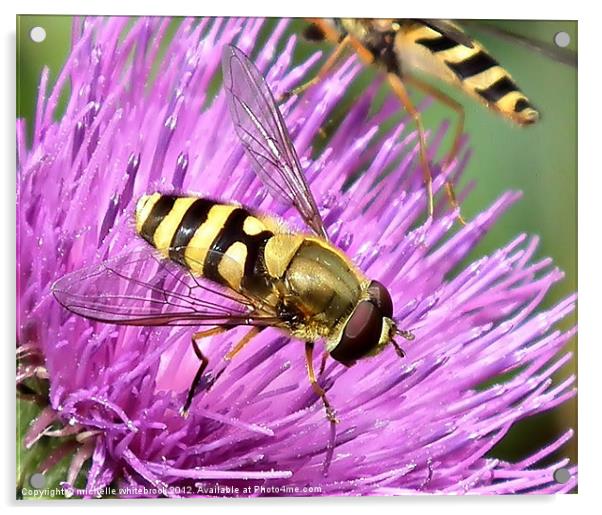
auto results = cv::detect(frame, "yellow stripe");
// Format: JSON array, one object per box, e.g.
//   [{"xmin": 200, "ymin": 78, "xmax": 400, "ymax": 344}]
[
  {"xmin": 264, "ymin": 234, "xmax": 304, "ymax": 279},
  {"xmin": 406, "ymin": 23, "xmax": 482, "ymax": 64},
  {"xmin": 243, "ymin": 216, "xmax": 267, "ymax": 236},
  {"xmin": 135, "ymin": 193, "xmax": 161, "ymax": 234},
  {"xmin": 495, "ymin": 90, "xmax": 528, "ymax": 114},
  {"xmin": 436, "ymin": 44, "xmax": 480, "ymax": 64},
  {"xmin": 152, "ymin": 197, "xmax": 199, "ymax": 256},
  {"xmin": 219, "ymin": 242, "xmax": 247, "ymax": 290},
  {"xmin": 184, "ymin": 204, "xmax": 237, "ymax": 274},
  {"xmin": 463, "ymin": 65, "xmax": 507, "ymax": 90},
  {"xmin": 405, "ymin": 25, "xmax": 436, "ymax": 41}
]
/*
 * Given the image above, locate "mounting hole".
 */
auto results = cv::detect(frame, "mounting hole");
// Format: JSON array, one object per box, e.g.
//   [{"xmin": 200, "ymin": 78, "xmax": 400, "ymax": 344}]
[
  {"xmin": 554, "ymin": 31, "xmax": 570, "ymax": 48},
  {"xmin": 29, "ymin": 472, "xmax": 46, "ymax": 489},
  {"xmin": 553, "ymin": 467, "xmax": 571, "ymax": 484},
  {"xmin": 29, "ymin": 26, "xmax": 46, "ymax": 43}
]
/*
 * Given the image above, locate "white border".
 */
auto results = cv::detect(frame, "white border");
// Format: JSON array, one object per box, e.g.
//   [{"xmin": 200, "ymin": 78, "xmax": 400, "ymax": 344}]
[
  {"xmin": 4, "ymin": 0, "xmax": 588, "ymax": 18},
  {"xmin": 3, "ymin": 0, "xmax": 599, "ymax": 513}
]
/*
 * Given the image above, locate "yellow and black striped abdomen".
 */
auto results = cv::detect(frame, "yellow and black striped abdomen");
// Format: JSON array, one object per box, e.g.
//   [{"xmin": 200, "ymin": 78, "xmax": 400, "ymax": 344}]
[
  {"xmin": 399, "ymin": 22, "xmax": 539, "ymax": 125},
  {"xmin": 135, "ymin": 193, "xmax": 275, "ymax": 292}
]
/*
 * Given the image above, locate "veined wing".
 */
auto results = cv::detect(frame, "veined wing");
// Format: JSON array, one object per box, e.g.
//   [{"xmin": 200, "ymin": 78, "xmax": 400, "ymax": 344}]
[
  {"xmin": 221, "ymin": 44, "xmax": 328, "ymax": 239},
  {"xmin": 51, "ymin": 247, "xmax": 282, "ymax": 327}
]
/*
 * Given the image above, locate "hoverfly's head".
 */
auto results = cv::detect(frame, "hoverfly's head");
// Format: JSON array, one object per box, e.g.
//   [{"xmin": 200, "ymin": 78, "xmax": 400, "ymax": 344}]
[{"xmin": 331, "ymin": 280, "xmax": 413, "ymax": 366}]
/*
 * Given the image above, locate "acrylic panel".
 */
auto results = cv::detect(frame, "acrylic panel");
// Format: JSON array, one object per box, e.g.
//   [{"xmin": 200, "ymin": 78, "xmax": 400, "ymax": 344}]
[{"xmin": 16, "ymin": 16, "xmax": 577, "ymax": 499}]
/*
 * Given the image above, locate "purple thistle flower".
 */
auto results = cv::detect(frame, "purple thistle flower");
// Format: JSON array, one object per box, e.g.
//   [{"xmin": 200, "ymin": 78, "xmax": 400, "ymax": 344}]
[{"xmin": 17, "ymin": 17, "xmax": 576, "ymax": 497}]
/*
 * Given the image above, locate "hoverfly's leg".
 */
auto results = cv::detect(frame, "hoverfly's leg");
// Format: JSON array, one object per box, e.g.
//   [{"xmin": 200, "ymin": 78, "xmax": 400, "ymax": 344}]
[
  {"xmin": 181, "ymin": 326, "xmax": 228, "ymax": 417},
  {"xmin": 305, "ymin": 341, "xmax": 339, "ymax": 424},
  {"xmin": 282, "ymin": 33, "xmax": 375, "ymax": 101},
  {"xmin": 224, "ymin": 326, "xmax": 263, "ymax": 361},
  {"xmin": 281, "ymin": 34, "xmax": 352, "ymax": 101},
  {"xmin": 183, "ymin": 326, "xmax": 264, "ymax": 416},
  {"xmin": 319, "ymin": 350, "xmax": 329, "ymax": 376},
  {"xmin": 404, "ymin": 74, "xmax": 467, "ymax": 225},
  {"xmin": 386, "ymin": 73, "xmax": 434, "ymax": 219},
  {"xmin": 299, "ymin": 333, "xmax": 336, "ymax": 475}
]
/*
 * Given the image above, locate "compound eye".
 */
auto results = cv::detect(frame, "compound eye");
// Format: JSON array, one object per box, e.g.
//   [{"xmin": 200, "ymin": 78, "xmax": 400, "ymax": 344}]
[
  {"xmin": 368, "ymin": 280, "xmax": 393, "ymax": 318},
  {"xmin": 330, "ymin": 301, "xmax": 382, "ymax": 364}
]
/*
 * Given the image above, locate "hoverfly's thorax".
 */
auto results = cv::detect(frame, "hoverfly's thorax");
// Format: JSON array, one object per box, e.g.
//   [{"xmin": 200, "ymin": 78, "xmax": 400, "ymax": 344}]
[
  {"xmin": 276, "ymin": 237, "xmax": 364, "ymax": 333},
  {"xmin": 338, "ymin": 19, "xmax": 366, "ymax": 41},
  {"xmin": 340, "ymin": 19, "xmax": 402, "ymax": 75},
  {"xmin": 340, "ymin": 18, "xmax": 397, "ymax": 40}
]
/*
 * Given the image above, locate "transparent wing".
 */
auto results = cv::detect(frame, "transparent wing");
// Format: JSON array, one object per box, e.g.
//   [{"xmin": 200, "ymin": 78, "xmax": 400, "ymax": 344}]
[
  {"xmin": 459, "ymin": 20, "xmax": 577, "ymax": 68},
  {"xmin": 51, "ymin": 247, "xmax": 282, "ymax": 327},
  {"xmin": 417, "ymin": 19, "xmax": 475, "ymax": 48},
  {"xmin": 221, "ymin": 44, "xmax": 328, "ymax": 239}
]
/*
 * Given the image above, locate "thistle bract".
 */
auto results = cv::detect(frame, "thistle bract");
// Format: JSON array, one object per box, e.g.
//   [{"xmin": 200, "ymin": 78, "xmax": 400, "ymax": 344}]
[{"xmin": 17, "ymin": 17, "xmax": 576, "ymax": 497}]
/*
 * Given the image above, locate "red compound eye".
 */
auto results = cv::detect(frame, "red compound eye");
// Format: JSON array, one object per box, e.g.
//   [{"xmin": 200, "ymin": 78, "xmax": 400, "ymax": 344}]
[
  {"xmin": 331, "ymin": 301, "xmax": 383, "ymax": 364},
  {"xmin": 368, "ymin": 280, "xmax": 393, "ymax": 318}
]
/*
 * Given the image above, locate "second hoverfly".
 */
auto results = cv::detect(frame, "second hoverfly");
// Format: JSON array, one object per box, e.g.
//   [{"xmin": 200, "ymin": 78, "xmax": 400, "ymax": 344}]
[
  {"xmin": 291, "ymin": 19, "xmax": 554, "ymax": 222},
  {"xmin": 52, "ymin": 45, "xmax": 414, "ymax": 434}
]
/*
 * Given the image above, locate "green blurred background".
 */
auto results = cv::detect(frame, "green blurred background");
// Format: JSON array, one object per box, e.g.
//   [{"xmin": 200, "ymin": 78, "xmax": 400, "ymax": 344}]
[{"xmin": 17, "ymin": 17, "xmax": 577, "ymax": 469}]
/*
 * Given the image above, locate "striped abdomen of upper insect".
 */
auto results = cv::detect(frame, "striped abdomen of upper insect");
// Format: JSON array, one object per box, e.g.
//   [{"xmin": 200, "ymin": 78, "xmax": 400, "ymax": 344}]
[
  {"xmin": 135, "ymin": 192, "xmax": 398, "ymax": 365},
  {"xmin": 331, "ymin": 19, "xmax": 539, "ymax": 126},
  {"xmin": 397, "ymin": 20, "xmax": 538, "ymax": 125}
]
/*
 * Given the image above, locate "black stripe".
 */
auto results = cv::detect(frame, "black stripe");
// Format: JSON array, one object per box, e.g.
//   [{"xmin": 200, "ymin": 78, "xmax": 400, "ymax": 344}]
[
  {"xmin": 168, "ymin": 198, "xmax": 215, "ymax": 266},
  {"xmin": 476, "ymin": 76, "xmax": 520, "ymax": 104},
  {"xmin": 243, "ymin": 230, "xmax": 273, "ymax": 280},
  {"xmin": 203, "ymin": 208, "xmax": 274, "ymax": 287},
  {"xmin": 447, "ymin": 51, "xmax": 498, "ymax": 80},
  {"xmin": 514, "ymin": 98, "xmax": 532, "ymax": 113},
  {"xmin": 416, "ymin": 36, "xmax": 458, "ymax": 53},
  {"xmin": 140, "ymin": 195, "xmax": 177, "ymax": 245},
  {"xmin": 205, "ymin": 209, "xmax": 248, "ymax": 283}
]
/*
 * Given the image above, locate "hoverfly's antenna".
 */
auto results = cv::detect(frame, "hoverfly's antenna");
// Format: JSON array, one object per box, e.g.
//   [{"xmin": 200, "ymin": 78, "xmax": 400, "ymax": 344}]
[{"xmin": 395, "ymin": 327, "xmax": 415, "ymax": 341}]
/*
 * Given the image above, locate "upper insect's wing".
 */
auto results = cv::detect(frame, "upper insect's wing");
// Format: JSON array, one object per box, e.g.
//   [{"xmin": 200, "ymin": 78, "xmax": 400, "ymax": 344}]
[
  {"xmin": 416, "ymin": 19, "xmax": 475, "ymax": 48},
  {"xmin": 459, "ymin": 20, "xmax": 577, "ymax": 68},
  {"xmin": 221, "ymin": 44, "xmax": 328, "ymax": 240},
  {"xmin": 52, "ymin": 247, "xmax": 281, "ymax": 327}
]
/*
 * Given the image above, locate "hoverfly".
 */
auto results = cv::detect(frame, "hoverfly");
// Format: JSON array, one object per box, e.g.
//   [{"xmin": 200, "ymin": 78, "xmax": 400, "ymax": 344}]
[
  {"xmin": 289, "ymin": 18, "xmax": 576, "ymax": 222},
  {"xmin": 52, "ymin": 45, "xmax": 414, "ymax": 433}
]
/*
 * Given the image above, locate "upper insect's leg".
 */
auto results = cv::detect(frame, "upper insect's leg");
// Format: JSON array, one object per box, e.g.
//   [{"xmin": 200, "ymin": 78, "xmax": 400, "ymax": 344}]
[
  {"xmin": 181, "ymin": 326, "xmax": 228, "ymax": 416},
  {"xmin": 404, "ymin": 74, "xmax": 468, "ymax": 225},
  {"xmin": 305, "ymin": 341, "xmax": 339, "ymax": 424},
  {"xmin": 281, "ymin": 34, "xmax": 353, "ymax": 101},
  {"xmin": 281, "ymin": 33, "xmax": 375, "ymax": 101},
  {"xmin": 386, "ymin": 73, "xmax": 434, "ymax": 219}
]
